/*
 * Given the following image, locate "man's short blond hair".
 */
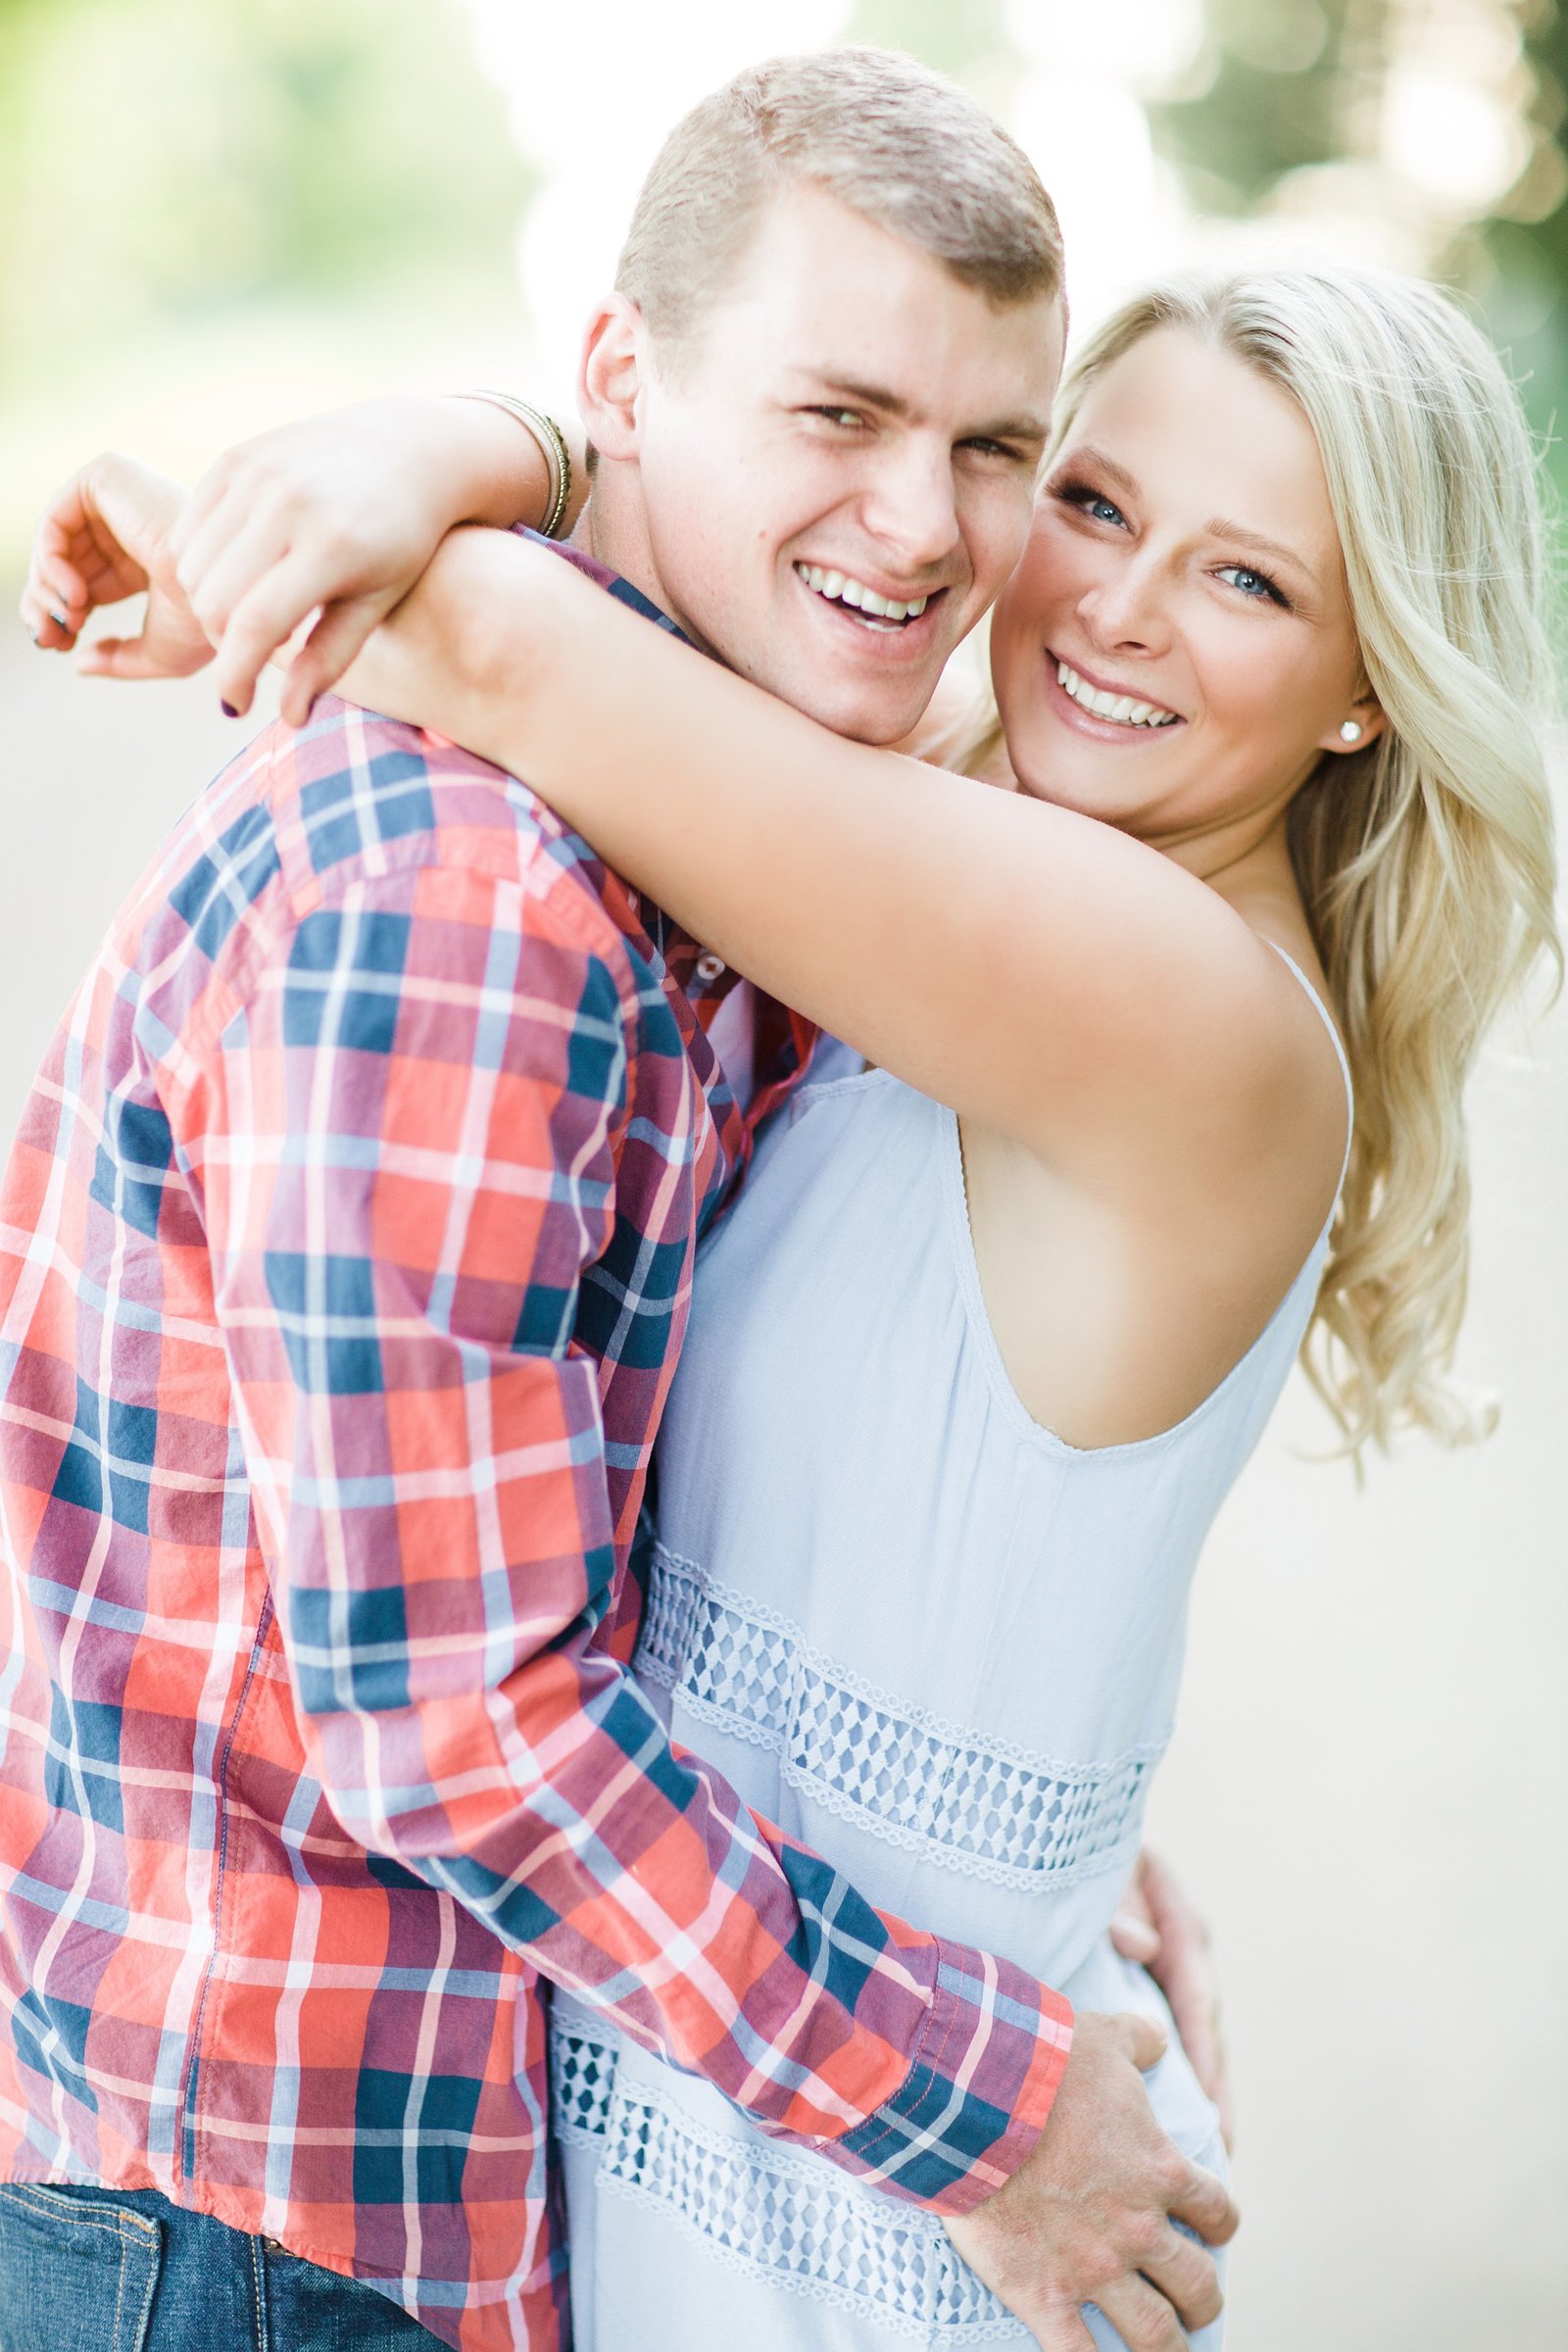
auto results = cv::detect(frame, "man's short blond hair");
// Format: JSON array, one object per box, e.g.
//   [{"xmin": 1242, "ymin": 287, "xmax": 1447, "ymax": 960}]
[{"xmin": 615, "ymin": 48, "xmax": 1064, "ymax": 367}]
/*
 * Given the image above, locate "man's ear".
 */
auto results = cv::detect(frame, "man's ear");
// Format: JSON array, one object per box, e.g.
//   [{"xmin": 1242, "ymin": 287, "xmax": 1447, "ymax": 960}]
[{"xmin": 577, "ymin": 293, "xmax": 647, "ymax": 466}]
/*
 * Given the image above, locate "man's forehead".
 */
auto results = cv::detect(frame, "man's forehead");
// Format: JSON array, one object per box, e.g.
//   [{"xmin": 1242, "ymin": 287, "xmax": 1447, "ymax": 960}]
[
  {"xmin": 680, "ymin": 183, "xmax": 1062, "ymax": 419},
  {"xmin": 728, "ymin": 183, "xmax": 1056, "ymax": 334}
]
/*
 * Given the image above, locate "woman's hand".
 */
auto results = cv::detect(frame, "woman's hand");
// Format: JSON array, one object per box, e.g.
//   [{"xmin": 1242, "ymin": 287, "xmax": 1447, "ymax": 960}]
[
  {"xmin": 166, "ymin": 395, "xmax": 565, "ymax": 727},
  {"xmin": 332, "ymin": 521, "xmax": 539, "ymax": 750},
  {"xmin": 1110, "ymin": 1848, "xmax": 1235, "ymax": 2150},
  {"xmin": 21, "ymin": 453, "xmax": 213, "ymax": 682},
  {"xmin": 21, "ymin": 393, "xmax": 559, "ymax": 727}
]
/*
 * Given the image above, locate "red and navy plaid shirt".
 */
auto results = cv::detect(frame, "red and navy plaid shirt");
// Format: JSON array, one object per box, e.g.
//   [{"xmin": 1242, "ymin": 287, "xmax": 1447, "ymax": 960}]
[{"xmin": 0, "ymin": 547, "xmax": 1071, "ymax": 2349}]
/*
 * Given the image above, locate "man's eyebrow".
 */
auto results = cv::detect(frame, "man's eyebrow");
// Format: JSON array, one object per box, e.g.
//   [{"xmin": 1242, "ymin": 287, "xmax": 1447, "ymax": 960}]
[{"xmin": 793, "ymin": 372, "xmax": 1050, "ymax": 443}]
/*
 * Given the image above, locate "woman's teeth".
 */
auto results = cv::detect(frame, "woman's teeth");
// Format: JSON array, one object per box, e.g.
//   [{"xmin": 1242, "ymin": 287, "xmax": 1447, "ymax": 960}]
[
  {"xmin": 1056, "ymin": 661, "xmax": 1178, "ymax": 727},
  {"xmin": 797, "ymin": 564, "xmax": 930, "ymax": 625}
]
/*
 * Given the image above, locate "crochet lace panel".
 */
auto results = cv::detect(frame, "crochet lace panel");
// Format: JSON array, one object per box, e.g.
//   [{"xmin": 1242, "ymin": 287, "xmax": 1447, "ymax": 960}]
[
  {"xmin": 636, "ymin": 1546, "xmax": 1161, "ymax": 1888},
  {"xmin": 550, "ymin": 2025, "xmax": 1027, "ymax": 2340}
]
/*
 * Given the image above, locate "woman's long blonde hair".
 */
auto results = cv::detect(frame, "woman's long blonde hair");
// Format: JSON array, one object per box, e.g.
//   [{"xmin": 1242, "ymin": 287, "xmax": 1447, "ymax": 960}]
[{"xmin": 973, "ymin": 264, "xmax": 1561, "ymax": 1451}]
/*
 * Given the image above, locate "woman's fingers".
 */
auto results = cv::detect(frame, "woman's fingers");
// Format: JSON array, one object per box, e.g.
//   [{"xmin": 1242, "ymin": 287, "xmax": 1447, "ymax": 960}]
[
  {"xmin": 183, "ymin": 483, "xmax": 407, "ymax": 722},
  {"xmin": 1164, "ymin": 1964, "xmax": 1231, "ymax": 2148},
  {"xmin": 169, "ymin": 446, "xmax": 243, "ymax": 567},
  {"xmin": 208, "ymin": 562, "xmax": 403, "ymax": 723},
  {"xmin": 22, "ymin": 494, "xmax": 98, "ymax": 643},
  {"xmin": 1108, "ymin": 1907, "xmax": 1160, "ymax": 1966},
  {"xmin": 20, "ymin": 587, "xmax": 76, "ymax": 650},
  {"xmin": 276, "ymin": 591, "xmax": 396, "ymax": 729},
  {"xmin": 206, "ymin": 550, "xmax": 330, "ymax": 718},
  {"xmin": 1133, "ymin": 1850, "xmax": 1235, "ymax": 2150},
  {"xmin": 74, "ymin": 633, "xmax": 180, "ymax": 681},
  {"xmin": 22, "ymin": 453, "xmax": 206, "ymax": 680},
  {"xmin": 177, "ymin": 497, "xmax": 293, "ymax": 649},
  {"xmin": 73, "ymin": 584, "xmax": 216, "ymax": 682}
]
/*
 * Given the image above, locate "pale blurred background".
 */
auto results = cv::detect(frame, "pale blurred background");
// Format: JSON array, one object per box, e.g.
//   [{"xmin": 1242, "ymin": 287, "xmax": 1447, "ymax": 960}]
[{"xmin": 3, "ymin": 2, "xmax": 1565, "ymax": 2344}]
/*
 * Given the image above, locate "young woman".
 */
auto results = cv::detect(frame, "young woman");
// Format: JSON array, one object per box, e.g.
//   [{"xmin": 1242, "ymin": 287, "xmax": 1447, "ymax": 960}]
[{"xmin": 24, "ymin": 263, "xmax": 1559, "ymax": 2351}]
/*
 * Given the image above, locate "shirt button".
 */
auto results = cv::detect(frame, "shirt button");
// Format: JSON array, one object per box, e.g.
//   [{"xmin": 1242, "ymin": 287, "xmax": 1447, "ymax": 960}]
[{"xmin": 695, "ymin": 952, "xmax": 726, "ymax": 984}]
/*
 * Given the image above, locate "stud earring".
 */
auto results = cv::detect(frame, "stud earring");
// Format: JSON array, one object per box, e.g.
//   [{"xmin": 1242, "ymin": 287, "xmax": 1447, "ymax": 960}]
[{"xmin": 1339, "ymin": 719, "xmax": 1363, "ymax": 744}]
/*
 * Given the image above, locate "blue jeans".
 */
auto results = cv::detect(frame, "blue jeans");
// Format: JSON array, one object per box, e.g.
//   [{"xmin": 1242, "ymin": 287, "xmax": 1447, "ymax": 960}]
[{"xmin": 0, "ymin": 2181, "xmax": 441, "ymax": 2350}]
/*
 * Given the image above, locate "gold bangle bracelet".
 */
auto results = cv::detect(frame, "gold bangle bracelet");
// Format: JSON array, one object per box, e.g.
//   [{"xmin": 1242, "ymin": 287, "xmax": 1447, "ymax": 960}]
[{"xmin": 459, "ymin": 390, "xmax": 573, "ymax": 538}]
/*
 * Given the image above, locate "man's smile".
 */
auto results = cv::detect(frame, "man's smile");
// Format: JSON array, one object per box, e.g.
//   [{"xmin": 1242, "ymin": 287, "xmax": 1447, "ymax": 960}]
[{"xmin": 792, "ymin": 560, "xmax": 950, "ymax": 640}]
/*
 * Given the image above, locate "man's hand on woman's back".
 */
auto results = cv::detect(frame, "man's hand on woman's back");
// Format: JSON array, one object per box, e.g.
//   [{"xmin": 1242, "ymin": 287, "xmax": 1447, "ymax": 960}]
[{"xmin": 946, "ymin": 2007, "xmax": 1237, "ymax": 2351}]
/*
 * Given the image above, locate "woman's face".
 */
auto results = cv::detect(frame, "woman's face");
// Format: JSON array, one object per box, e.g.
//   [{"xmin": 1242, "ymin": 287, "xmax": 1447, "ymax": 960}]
[{"xmin": 990, "ymin": 327, "xmax": 1380, "ymax": 858}]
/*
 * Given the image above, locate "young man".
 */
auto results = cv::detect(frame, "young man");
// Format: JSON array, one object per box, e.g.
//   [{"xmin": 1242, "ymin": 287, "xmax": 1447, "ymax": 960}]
[{"xmin": 4, "ymin": 51, "xmax": 1233, "ymax": 2352}]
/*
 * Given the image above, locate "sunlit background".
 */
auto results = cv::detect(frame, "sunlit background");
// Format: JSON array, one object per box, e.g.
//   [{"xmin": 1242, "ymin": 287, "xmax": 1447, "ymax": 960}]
[
  {"xmin": 2, "ymin": 5, "xmax": 1565, "ymax": 2347},
  {"xmin": 3, "ymin": 0, "xmax": 1566, "ymax": 563}
]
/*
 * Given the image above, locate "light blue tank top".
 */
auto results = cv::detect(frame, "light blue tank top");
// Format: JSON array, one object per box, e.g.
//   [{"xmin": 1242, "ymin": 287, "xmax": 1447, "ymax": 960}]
[{"xmin": 553, "ymin": 954, "xmax": 1350, "ymax": 2350}]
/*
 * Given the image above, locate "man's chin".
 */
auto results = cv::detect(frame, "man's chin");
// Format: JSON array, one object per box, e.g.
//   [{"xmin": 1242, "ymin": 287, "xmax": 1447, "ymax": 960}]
[{"xmin": 747, "ymin": 648, "xmax": 943, "ymax": 747}]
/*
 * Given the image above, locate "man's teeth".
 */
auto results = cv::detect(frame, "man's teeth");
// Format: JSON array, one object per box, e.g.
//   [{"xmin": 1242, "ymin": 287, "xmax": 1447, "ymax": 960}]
[
  {"xmin": 1056, "ymin": 661, "xmax": 1178, "ymax": 727},
  {"xmin": 798, "ymin": 564, "xmax": 929, "ymax": 622}
]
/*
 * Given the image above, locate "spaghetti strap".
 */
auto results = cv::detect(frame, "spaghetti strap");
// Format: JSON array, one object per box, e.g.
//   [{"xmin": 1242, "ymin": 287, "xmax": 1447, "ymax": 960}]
[{"xmin": 1265, "ymin": 940, "xmax": 1354, "ymax": 1187}]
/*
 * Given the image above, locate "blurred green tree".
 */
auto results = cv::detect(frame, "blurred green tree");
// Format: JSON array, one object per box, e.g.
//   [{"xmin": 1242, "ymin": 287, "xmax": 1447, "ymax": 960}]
[
  {"xmin": 0, "ymin": 0, "xmax": 533, "ymax": 397},
  {"xmin": 1148, "ymin": 0, "xmax": 1371, "ymax": 210},
  {"xmin": 1485, "ymin": 3, "xmax": 1568, "ymax": 510},
  {"xmin": 843, "ymin": 0, "xmax": 1014, "ymax": 77},
  {"xmin": 1149, "ymin": 0, "xmax": 1567, "ymax": 522}
]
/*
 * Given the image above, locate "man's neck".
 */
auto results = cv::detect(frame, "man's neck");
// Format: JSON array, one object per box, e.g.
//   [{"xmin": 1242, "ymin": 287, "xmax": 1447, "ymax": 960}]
[{"xmin": 569, "ymin": 472, "xmax": 708, "ymax": 653}]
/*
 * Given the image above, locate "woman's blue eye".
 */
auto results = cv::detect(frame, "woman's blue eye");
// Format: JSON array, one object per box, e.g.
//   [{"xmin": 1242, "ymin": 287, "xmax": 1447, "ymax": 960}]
[
  {"xmin": 1050, "ymin": 479, "xmax": 1126, "ymax": 526},
  {"xmin": 1218, "ymin": 564, "xmax": 1283, "ymax": 605}
]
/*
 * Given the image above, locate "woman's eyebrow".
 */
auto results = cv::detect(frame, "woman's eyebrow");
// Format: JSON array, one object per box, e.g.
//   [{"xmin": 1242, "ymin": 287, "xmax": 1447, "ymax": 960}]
[
  {"xmin": 1055, "ymin": 443, "xmax": 1140, "ymax": 497},
  {"xmin": 1205, "ymin": 516, "xmax": 1322, "ymax": 594}
]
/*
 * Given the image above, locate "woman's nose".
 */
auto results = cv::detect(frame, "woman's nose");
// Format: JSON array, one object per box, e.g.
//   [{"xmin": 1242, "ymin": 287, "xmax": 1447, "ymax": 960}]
[{"xmin": 1079, "ymin": 564, "xmax": 1169, "ymax": 653}]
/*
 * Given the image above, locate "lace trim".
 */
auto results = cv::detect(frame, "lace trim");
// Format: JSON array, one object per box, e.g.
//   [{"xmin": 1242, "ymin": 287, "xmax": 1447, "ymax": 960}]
[
  {"xmin": 636, "ymin": 1546, "xmax": 1161, "ymax": 1888},
  {"xmin": 550, "ymin": 2027, "xmax": 1026, "ymax": 2340},
  {"xmin": 551, "ymin": 2021, "xmax": 617, "ymax": 2142}
]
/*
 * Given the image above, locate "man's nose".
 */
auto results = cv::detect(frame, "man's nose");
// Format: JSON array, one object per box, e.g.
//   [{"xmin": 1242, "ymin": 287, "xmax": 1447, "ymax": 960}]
[{"xmin": 858, "ymin": 438, "xmax": 960, "ymax": 574}]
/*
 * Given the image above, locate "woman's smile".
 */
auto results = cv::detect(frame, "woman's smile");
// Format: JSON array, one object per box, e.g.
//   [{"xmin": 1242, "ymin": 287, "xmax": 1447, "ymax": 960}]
[{"xmin": 1048, "ymin": 648, "xmax": 1184, "ymax": 734}]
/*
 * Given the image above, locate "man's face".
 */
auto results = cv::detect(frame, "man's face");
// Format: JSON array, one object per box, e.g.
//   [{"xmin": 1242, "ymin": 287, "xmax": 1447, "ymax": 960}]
[{"xmin": 629, "ymin": 185, "xmax": 1063, "ymax": 745}]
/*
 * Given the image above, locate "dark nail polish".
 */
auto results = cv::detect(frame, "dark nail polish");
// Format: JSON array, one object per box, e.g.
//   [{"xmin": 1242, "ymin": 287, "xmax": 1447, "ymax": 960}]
[
  {"xmin": 220, "ymin": 701, "xmax": 238, "ymax": 718},
  {"xmin": 47, "ymin": 610, "xmax": 68, "ymax": 631}
]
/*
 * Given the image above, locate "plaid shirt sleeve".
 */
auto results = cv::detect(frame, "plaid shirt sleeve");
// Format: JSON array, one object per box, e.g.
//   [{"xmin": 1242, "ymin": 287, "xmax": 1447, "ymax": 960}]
[{"xmin": 205, "ymin": 854, "xmax": 1071, "ymax": 2215}]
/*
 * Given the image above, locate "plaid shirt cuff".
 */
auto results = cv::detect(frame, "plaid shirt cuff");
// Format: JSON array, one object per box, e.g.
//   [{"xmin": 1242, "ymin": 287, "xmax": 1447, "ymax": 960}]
[{"xmin": 834, "ymin": 1941, "xmax": 1073, "ymax": 2213}]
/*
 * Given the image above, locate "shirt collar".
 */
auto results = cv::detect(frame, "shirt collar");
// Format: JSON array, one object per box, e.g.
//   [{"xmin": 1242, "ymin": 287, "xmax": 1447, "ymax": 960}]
[
  {"xmin": 520, "ymin": 526, "xmax": 689, "ymax": 643},
  {"xmin": 518, "ymin": 528, "xmax": 724, "ymax": 994}
]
